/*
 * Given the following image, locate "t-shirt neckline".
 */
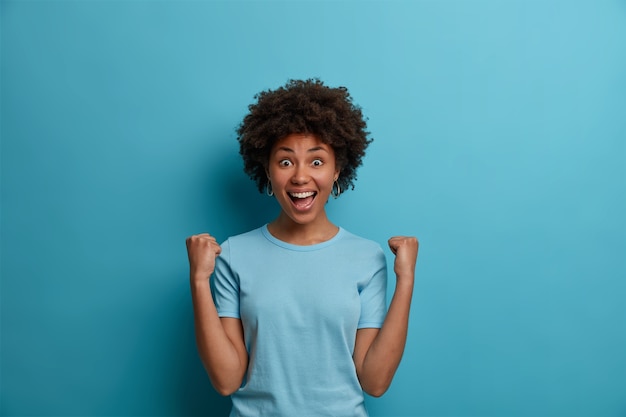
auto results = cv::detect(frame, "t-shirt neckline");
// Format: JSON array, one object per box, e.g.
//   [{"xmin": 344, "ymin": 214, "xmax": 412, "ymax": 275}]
[{"xmin": 261, "ymin": 224, "xmax": 345, "ymax": 251}]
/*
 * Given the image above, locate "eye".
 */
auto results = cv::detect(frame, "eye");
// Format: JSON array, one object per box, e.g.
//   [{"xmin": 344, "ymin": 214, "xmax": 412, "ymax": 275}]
[
  {"xmin": 279, "ymin": 159, "xmax": 292, "ymax": 167},
  {"xmin": 312, "ymin": 159, "xmax": 323, "ymax": 167}
]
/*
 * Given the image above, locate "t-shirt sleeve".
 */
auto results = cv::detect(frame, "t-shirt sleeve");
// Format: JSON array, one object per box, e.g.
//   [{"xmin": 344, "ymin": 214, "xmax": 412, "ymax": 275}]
[
  {"xmin": 357, "ymin": 247, "xmax": 388, "ymax": 329},
  {"xmin": 212, "ymin": 240, "xmax": 241, "ymax": 319}
]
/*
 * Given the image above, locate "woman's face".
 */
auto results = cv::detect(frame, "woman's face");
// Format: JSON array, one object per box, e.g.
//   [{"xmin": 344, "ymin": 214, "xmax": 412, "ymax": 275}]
[{"xmin": 267, "ymin": 133, "xmax": 339, "ymax": 228}]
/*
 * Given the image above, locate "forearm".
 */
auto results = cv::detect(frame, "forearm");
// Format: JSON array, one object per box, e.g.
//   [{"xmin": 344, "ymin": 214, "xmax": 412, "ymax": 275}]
[
  {"xmin": 359, "ymin": 278, "xmax": 414, "ymax": 396},
  {"xmin": 190, "ymin": 277, "xmax": 247, "ymax": 395}
]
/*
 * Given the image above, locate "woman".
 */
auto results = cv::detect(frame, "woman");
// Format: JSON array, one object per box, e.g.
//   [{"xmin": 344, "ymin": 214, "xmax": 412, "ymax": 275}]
[{"xmin": 186, "ymin": 79, "xmax": 418, "ymax": 416}]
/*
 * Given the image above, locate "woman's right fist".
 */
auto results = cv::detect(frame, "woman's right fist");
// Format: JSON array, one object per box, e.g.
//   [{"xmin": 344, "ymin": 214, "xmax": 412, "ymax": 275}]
[{"xmin": 186, "ymin": 233, "xmax": 222, "ymax": 281}]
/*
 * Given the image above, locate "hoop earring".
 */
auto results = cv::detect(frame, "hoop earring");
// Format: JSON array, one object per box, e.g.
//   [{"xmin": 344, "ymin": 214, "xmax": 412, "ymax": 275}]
[
  {"xmin": 266, "ymin": 182, "xmax": 274, "ymax": 197},
  {"xmin": 331, "ymin": 180, "xmax": 341, "ymax": 198}
]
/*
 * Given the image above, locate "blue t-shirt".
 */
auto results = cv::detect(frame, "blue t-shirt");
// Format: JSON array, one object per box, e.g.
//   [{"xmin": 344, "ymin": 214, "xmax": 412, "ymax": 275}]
[{"xmin": 213, "ymin": 225, "xmax": 388, "ymax": 417}]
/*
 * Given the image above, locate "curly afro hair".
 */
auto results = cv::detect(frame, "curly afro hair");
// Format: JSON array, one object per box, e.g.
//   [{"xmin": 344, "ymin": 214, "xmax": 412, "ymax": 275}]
[{"xmin": 237, "ymin": 78, "xmax": 373, "ymax": 195}]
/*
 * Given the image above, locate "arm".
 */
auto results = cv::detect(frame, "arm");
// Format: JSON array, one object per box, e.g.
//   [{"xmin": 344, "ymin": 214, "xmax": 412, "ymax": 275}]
[
  {"xmin": 186, "ymin": 234, "xmax": 248, "ymax": 396},
  {"xmin": 353, "ymin": 236, "xmax": 418, "ymax": 397}
]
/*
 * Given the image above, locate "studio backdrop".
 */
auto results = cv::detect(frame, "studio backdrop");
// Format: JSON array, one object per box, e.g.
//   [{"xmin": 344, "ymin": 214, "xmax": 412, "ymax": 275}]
[{"xmin": 2, "ymin": 1, "xmax": 625, "ymax": 416}]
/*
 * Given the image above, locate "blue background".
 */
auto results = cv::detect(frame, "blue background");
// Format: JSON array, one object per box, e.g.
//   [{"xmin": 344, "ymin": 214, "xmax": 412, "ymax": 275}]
[{"xmin": 2, "ymin": 1, "xmax": 625, "ymax": 416}]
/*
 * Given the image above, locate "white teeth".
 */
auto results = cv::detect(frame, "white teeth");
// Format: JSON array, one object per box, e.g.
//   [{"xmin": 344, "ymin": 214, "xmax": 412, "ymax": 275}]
[{"xmin": 289, "ymin": 191, "xmax": 315, "ymax": 199}]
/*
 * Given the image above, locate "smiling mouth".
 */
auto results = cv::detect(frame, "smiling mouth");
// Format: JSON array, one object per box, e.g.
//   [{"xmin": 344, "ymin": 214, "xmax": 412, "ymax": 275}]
[
  {"xmin": 289, "ymin": 191, "xmax": 316, "ymax": 199},
  {"xmin": 288, "ymin": 191, "xmax": 317, "ymax": 210}
]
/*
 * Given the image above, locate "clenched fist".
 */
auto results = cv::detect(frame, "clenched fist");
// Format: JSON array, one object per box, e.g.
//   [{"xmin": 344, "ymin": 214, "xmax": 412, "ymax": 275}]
[
  {"xmin": 186, "ymin": 233, "xmax": 222, "ymax": 282},
  {"xmin": 388, "ymin": 236, "xmax": 419, "ymax": 281}
]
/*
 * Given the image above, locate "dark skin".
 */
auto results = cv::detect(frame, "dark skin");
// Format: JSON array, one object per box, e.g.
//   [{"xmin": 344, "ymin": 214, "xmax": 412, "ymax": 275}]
[{"xmin": 186, "ymin": 133, "xmax": 418, "ymax": 396}]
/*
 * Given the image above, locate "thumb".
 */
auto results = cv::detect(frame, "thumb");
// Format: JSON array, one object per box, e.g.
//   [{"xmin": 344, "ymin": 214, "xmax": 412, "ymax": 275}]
[{"xmin": 388, "ymin": 237, "xmax": 401, "ymax": 255}]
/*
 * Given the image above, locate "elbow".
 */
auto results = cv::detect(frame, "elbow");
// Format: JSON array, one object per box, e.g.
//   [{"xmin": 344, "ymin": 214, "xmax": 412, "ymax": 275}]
[
  {"xmin": 212, "ymin": 379, "xmax": 241, "ymax": 396},
  {"xmin": 201, "ymin": 357, "xmax": 246, "ymax": 397},
  {"xmin": 361, "ymin": 376, "xmax": 392, "ymax": 398},
  {"xmin": 363, "ymin": 383, "xmax": 390, "ymax": 398},
  {"xmin": 206, "ymin": 368, "xmax": 243, "ymax": 397},
  {"xmin": 214, "ymin": 384, "xmax": 238, "ymax": 397},
  {"xmin": 357, "ymin": 365, "xmax": 395, "ymax": 397}
]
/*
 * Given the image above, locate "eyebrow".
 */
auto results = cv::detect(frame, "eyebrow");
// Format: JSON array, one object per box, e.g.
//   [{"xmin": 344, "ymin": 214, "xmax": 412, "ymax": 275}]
[{"xmin": 275, "ymin": 146, "xmax": 329, "ymax": 153}]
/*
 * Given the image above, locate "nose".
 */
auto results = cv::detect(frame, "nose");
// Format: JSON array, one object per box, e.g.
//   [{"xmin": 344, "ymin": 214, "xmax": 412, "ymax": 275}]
[{"xmin": 291, "ymin": 164, "xmax": 310, "ymax": 184}]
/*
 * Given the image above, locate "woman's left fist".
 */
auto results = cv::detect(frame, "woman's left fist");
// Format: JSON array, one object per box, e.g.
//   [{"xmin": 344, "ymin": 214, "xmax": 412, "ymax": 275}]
[{"xmin": 388, "ymin": 236, "xmax": 419, "ymax": 279}]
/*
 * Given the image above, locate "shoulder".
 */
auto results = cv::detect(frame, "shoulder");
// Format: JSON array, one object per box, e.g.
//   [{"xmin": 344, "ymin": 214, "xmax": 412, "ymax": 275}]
[
  {"xmin": 336, "ymin": 229, "xmax": 387, "ymax": 282},
  {"xmin": 340, "ymin": 229, "xmax": 382, "ymax": 250},
  {"xmin": 338, "ymin": 229, "xmax": 385, "ymax": 258},
  {"xmin": 217, "ymin": 226, "xmax": 266, "ymax": 263},
  {"xmin": 216, "ymin": 226, "xmax": 267, "ymax": 272},
  {"xmin": 221, "ymin": 225, "xmax": 266, "ymax": 248}
]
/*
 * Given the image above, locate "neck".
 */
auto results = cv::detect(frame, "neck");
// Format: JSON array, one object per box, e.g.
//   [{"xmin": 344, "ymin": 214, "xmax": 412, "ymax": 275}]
[{"xmin": 268, "ymin": 212, "xmax": 339, "ymax": 245}]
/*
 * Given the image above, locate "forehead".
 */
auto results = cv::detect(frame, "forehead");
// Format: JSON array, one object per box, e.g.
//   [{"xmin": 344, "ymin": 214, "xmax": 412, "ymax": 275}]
[{"xmin": 271, "ymin": 133, "xmax": 333, "ymax": 154}]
